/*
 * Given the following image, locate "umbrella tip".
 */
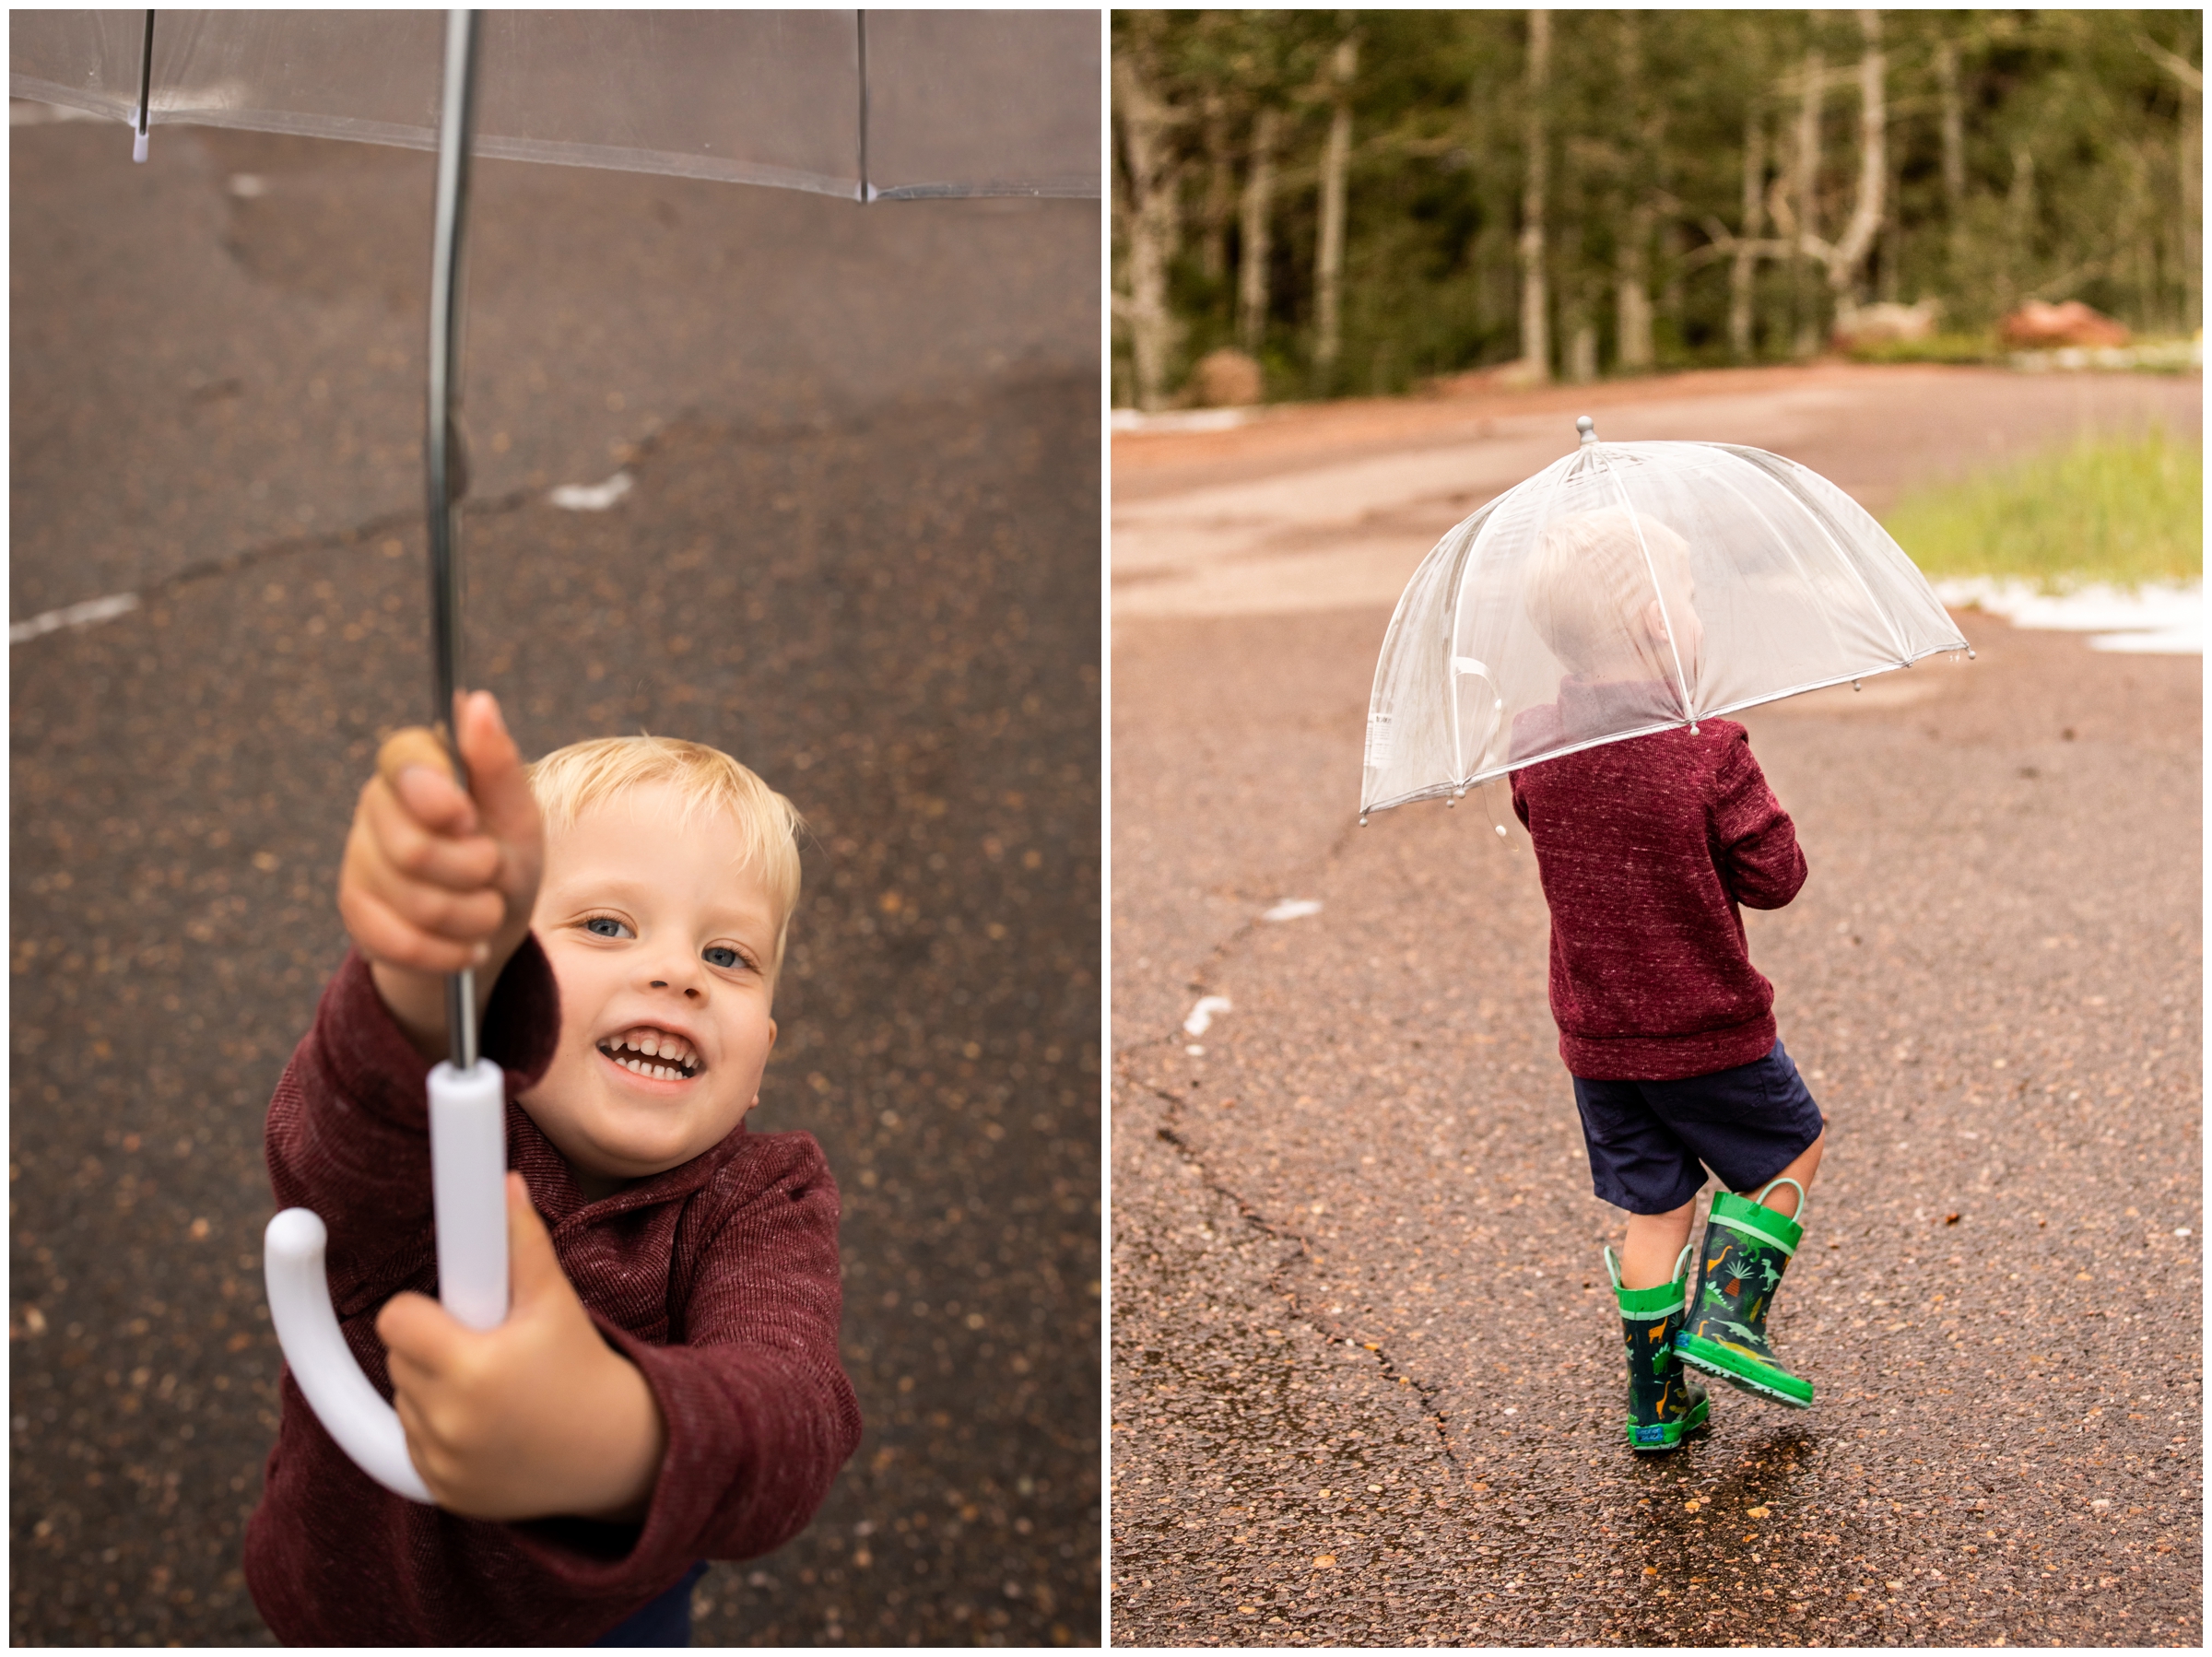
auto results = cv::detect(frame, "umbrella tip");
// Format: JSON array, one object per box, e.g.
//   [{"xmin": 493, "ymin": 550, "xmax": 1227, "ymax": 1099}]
[{"xmin": 1576, "ymin": 415, "xmax": 1596, "ymax": 445}]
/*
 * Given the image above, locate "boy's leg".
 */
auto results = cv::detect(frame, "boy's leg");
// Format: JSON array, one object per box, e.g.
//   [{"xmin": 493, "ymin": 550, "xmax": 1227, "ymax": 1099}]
[
  {"xmin": 1654, "ymin": 1041, "xmax": 1824, "ymax": 1408},
  {"xmin": 1738, "ymin": 1128, "xmax": 1823, "ymax": 1217},
  {"xmin": 1619, "ymin": 1199, "xmax": 1698, "ymax": 1290}
]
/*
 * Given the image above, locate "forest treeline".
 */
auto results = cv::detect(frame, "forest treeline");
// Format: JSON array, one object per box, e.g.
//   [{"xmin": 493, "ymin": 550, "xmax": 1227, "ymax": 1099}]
[{"xmin": 1112, "ymin": 10, "xmax": 2203, "ymax": 408}]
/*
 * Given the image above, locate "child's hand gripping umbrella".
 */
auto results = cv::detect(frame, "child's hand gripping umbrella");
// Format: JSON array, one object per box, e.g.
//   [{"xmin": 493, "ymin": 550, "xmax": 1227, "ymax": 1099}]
[
  {"xmin": 259, "ymin": 12, "xmax": 504, "ymax": 1505},
  {"xmin": 1361, "ymin": 415, "xmax": 1972, "ymax": 823}
]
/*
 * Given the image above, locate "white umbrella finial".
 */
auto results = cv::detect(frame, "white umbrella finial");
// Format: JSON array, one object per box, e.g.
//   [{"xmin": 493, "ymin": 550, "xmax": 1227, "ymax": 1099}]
[{"xmin": 1576, "ymin": 415, "xmax": 1596, "ymax": 445}]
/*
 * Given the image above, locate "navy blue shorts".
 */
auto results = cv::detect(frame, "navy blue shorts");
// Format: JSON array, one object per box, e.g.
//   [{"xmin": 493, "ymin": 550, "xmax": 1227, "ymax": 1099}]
[
  {"xmin": 594, "ymin": 1560, "xmax": 708, "ymax": 1647},
  {"xmin": 1571, "ymin": 1039, "xmax": 1824, "ymax": 1216}
]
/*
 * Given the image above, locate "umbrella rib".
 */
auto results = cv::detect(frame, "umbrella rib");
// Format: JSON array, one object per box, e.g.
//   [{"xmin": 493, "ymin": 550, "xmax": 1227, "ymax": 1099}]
[
  {"xmin": 1591, "ymin": 444, "xmax": 1699, "ymax": 729},
  {"xmin": 1697, "ymin": 454, "xmax": 1857, "ymax": 670},
  {"xmin": 856, "ymin": 10, "xmax": 873, "ymax": 204},
  {"xmin": 1720, "ymin": 446, "xmax": 1915, "ymax": 664},
  {"xmin": 132, "ymin": 10, "xmax": 154, "ymax": 160}
]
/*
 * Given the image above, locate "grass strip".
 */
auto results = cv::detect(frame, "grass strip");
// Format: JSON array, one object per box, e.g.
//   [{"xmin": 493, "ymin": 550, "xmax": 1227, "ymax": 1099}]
[{"xmin": 1881, "ymin": 426, "xmax": 2202, "ymax": 593}]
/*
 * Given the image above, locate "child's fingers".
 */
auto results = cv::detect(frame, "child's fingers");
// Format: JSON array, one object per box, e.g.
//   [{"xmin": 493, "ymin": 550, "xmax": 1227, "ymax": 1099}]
[
  {"xmin": 359, "ymin": 777, "xmax": 504, "ymax": 893},
  {"xmin": 338, "ymin": 881, "xmax": 490, "ymax": 975},
  {"xmin": 377, "ymin": 727, "xmax": 480, "ymax": 838},
  {"xmin": 363, "ymin": 876, "xmax": 505, "ymax": 950}
]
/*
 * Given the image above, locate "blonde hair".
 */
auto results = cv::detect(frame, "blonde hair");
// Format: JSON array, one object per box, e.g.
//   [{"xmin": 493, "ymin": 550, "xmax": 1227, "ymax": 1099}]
[
  {"xmin": 1522, "ymin": 505, "xmax": 1694, "ymax": 672},
  {"xmin": 528, "ymin": 735, "xmax": 805, "ymax": 973}
]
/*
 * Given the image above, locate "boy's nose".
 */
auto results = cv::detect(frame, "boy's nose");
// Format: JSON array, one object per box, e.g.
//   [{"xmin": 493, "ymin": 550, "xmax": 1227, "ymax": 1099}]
[{"xmin": 648, "ymin": 979, "xmax": 701, "ymax": 999}]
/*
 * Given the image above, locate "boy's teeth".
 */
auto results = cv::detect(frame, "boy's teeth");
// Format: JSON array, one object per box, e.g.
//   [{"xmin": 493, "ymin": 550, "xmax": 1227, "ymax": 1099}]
[{"xmin": 602, "ymin": 1029, "xmax": 698, "ymax": 1076}]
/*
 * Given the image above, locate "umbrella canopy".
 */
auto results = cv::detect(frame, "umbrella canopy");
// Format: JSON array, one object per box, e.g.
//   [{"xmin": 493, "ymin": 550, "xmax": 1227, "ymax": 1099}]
[
  {"xmin": 1361, "ymin": 417, "xmax": 1969, "ymax": 818},
  {"xmin": 7, "ymin": 8, "xmax": 1099, "ymax": 200}
]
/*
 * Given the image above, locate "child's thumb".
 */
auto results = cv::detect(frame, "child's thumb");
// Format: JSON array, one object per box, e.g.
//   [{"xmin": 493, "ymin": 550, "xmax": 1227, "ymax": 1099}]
[
  {"xmin": 457, "ymin": 691, "xmax": 540, "ymax": 842},
  {"xmin": 503, "ymin": 1172, "xmax": 565, "ymax": 1307}
]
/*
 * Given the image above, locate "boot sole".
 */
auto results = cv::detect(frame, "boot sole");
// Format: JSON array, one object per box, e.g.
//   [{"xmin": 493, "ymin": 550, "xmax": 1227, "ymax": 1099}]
[
  {"xmin": 1626, "ymin": 1395, "xmax": 1710, "ymax": 1451},
  {"xmin": 1676, "ymin": 1335, "xmax": 1814, "ymax": 1409}
]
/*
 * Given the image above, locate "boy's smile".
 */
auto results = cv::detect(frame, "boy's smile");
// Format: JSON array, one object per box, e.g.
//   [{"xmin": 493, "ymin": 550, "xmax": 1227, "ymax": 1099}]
[{"xmin": 519, "ymin": 782, "xmax": 781, "ymax": 1199}]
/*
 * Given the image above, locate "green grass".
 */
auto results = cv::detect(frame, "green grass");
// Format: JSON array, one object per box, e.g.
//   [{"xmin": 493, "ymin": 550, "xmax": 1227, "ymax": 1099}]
[
  {"xmin": 1880, "ymin": 427, "xmax": 2203, "ymax": 593},
  {"xmin": 1842, "ymin": 333, "xmax": 2004, "ymax": 366}
]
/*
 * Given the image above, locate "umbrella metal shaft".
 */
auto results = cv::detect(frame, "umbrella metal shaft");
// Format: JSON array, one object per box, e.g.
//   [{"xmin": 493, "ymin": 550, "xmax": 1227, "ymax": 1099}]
[{"xmin": 427, "ymin": 8, "xmax": 481, "ymax": 1072}]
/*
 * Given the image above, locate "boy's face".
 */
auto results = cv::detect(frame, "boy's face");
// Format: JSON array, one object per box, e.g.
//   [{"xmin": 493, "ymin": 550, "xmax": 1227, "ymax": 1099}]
[{"xmin": 518, "ymin": 782, "xmax": 782, "ymax": 1194}]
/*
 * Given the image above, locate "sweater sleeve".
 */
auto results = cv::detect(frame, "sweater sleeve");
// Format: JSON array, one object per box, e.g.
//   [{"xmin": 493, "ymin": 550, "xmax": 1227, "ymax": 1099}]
[
  {"xmin": 264, "ymin": 941, "xmax": 560, "ymax": 1313},
  {"xmin": 1708, "ymin": 730, "xmax": 1807, "ymax": 911},
  {"xmin": 508, "ymin": 1133, "xmax": 863, "ymax": 1588}
]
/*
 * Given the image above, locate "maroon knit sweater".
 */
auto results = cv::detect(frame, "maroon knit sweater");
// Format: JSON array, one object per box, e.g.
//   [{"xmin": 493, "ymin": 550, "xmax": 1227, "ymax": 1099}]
[
  {"xmin": 242, "ymin": 941, "xmax": 862, "ymax": 1645},
  {"xmin": 1509, "ymin": 679, "xmax": 1807, "ymax": 1082}
]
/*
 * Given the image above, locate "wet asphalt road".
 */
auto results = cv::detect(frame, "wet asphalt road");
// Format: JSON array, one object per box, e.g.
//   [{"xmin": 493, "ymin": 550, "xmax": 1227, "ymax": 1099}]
[
  {"xmin": 1109, "ymin": 467, "xmax": 2201, "ymax": 1636},
  {"xmin": 11, "ymin": 114, "xmax": 1100, "ymax": 1644}
]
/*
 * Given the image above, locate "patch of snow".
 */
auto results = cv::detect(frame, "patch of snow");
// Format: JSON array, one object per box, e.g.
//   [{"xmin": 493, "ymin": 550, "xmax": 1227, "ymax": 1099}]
[
  {"xmin": 1262, "ymin": 899, "xmax": 1324, "ymax": 923},
  {"xmin": 1111, "ymin": 407, "xmax": 1252, "ymax": 435},
  {"xmin": 1936, "ymin": 578, "xmax": 2201, "ymax": 655}
]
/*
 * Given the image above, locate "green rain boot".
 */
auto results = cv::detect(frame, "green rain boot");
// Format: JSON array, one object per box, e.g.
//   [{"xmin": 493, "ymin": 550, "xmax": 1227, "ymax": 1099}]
[
  {"xmin": 1606, "ymin": 1243, "xmax": 1710, "ymax": 1452},
  {"xmin": 1675, "ymin": 1179, "xmax": 1815, "ymax": 1410}
]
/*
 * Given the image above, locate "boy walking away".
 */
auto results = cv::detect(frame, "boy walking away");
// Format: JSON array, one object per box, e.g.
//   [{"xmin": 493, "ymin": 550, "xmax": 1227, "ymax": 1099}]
[
  {"xmin": 243, "ymin": 693, "xmax": 862, "ymax": 1642},
  {"xmin": 1511, "ymin": 508, "xmax": 1826, "ymax": 1453}
]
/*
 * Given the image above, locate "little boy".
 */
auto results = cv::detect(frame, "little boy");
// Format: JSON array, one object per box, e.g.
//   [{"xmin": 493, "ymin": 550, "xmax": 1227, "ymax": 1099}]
[
  {"xmin": 243, "ymin": 692, "xmax": 861, "ymax": 1642},
  {"xmin": 1512, "ymin": 508, "xmax": 1826, "ymax": 1453}
]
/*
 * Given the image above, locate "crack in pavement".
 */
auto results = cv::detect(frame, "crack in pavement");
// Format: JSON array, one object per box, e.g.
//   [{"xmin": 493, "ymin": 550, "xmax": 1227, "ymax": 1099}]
[{"xmin": 1135, "ymin": 1076, "xmax": 1462, "ymax": 1469}]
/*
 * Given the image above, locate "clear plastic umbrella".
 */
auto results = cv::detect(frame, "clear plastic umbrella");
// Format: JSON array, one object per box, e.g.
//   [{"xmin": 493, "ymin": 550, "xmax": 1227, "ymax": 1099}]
[
  {"xmin": 1362, "ymin": 416, "xmax": 1971, "ymax": 822},
  {"xmin": 13, "ymin": 8, "xmax": 1096, "ymax": 1505},
  {"xmin": 7, "ymin": 8, "xmax": 1099, "ymax": 200}
]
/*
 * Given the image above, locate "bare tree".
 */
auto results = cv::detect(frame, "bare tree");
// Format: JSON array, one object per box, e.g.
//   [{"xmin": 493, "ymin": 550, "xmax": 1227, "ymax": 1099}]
[
  {"xmin": 1936, "ymin": 31, "xmax": 1967, "ymax": 277},
  {"xmin": 1768, "ymin": 11, "xmax": 1886, "ymax": 345},
  {"xmin": 1786, "ymin": 42, "xmax": 1825, "ymax": 355},
  {"xmin": 1313, "ymin": 32, "xmax": 1359, "ymax": 378},
  {"xmin": 1112, "ymin": 46, "xmax": 1184, "ymax": 411},
  {"xmin": 1613, "ymin": 12, "xmax": 1657, "ymax": 372},
  {"xmin": 1820, "ymin": 10, "xmax": 1888, "ymax": 323},
  {"xmin": 1728, "ymin": 108, "xmax": 1768, "ymax": 358},
  {"xmin": 1196, "ymin": 93, "xmax": 1234, "ymax": 283},
  {"xmin": 1517, "ymin": 10, "xmax": 1552, "ymax": 382},
  {"xmin": 2138, "ymin": 32, "xmax": 2202, "ymax": 330},
  {"xmin": 1237, "ymin": 106, "xmax": 1281, "ymax": 354}
]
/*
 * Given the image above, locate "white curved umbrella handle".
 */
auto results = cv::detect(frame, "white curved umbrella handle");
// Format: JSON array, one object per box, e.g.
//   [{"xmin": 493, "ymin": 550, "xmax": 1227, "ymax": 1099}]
[{"xmin": 264, "ymin": 1059, "xmax": 509, "ymax": 1505}]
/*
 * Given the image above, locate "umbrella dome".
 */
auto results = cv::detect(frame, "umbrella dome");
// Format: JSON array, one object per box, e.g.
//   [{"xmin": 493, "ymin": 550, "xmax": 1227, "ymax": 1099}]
[
  {"xmin": 1361, "ymin": 417, "xmax": 1969, "ymax": 818},
  {"xmin": 7, "ymin": 9, "xmax": 1099, "ymax": 201}
]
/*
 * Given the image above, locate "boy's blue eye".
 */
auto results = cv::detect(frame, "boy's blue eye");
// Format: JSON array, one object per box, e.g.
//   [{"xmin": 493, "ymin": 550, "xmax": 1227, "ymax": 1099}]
[
  {"xmin": 703, "ymin": 946, "xmax": 742, "ymax": 970},
  {"xmin": 584, "ymin": 916, "xmax": 629, "ymax": 939}
]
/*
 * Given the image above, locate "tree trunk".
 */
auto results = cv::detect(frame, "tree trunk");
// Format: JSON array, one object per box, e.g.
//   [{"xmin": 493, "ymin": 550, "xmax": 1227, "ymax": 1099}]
[
  {"xmin": 1237, "ymin": 106, "xmax": 1280, "ymax": 355},
  {"xmin": 1517, "ymin": 10, "xmax": 1552, "ymax": 382},
  {"xmin": 1879, "ymin": 92, "xmax": 1902, "ymax": 303},
  {"xmin": 1112, "ymin": 49, "xmax": 1182, "ymax": 412},
  {"xmin": 1936, "ymin": 34, "xmax": 1966, "ymax": 278},
  {"xmin": 1729, "ymin": 110, "xmax": 1767, "ymax": 359},
  {"xmin": 2183, "ymin": 92, "xmax": 2201, "ymax": 331},
  {"xmin": 1613, "ymin": 13, "xmax": 1656, "ymax": 372},
  {"xmin": 1198, "ymin": 95, "xmax": 1233, "ymax": 284},
  {"xmin": 1790, "ymin": 46, "xmax": 1824, "ymax": 357},
  {"xmin": 2006, "ymin": 143, "xmax": 2036, "ymax": 305},
  {"xmin": 1823, "ymin": 9, "xmax": 1888, "ymax": 323},
  {"xmin": 1314, "ymin": 35, "xmax": 1358, "ymax": 381},
  {"xmin": 1616, "ymin": 200, "xmax": 1654, "ymax": 371}
]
